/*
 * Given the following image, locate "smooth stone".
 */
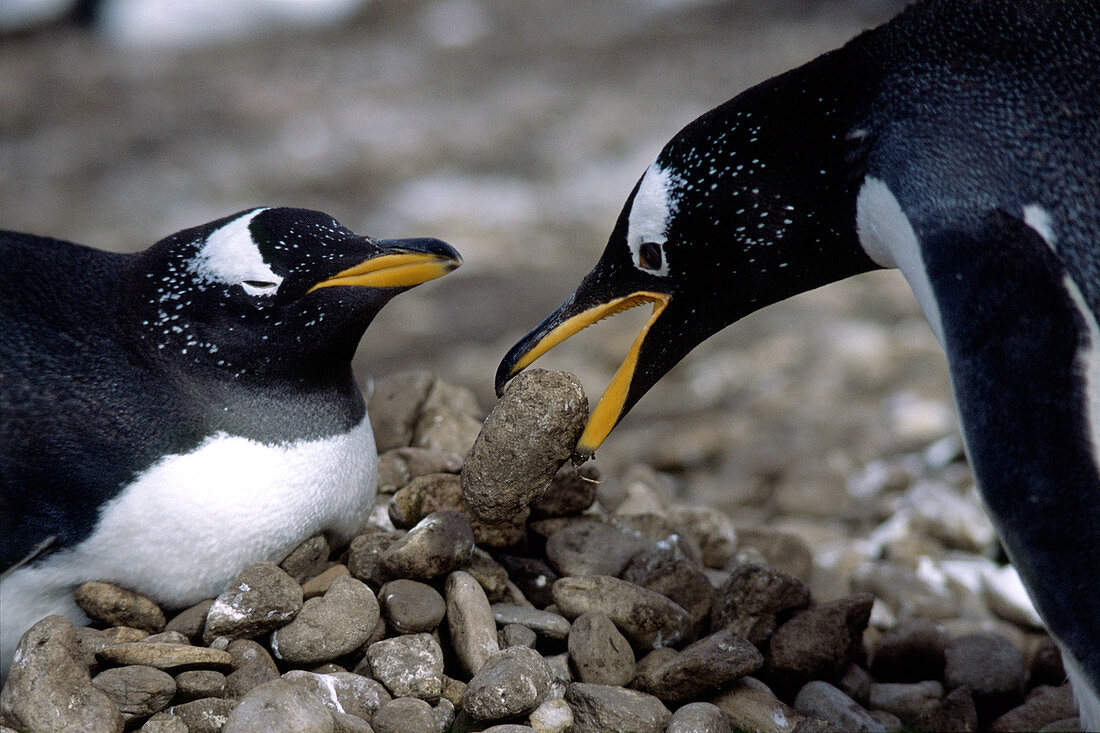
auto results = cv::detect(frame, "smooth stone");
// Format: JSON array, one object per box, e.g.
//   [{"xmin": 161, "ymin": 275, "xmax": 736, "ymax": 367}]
[
  {"xmin": 501, "ymin": 623, "xmax": 538, "ymax": 648},
  {"xmin": 346, "ymin": 527, "xmax": 398, "ymax": 586},
  {"xmin": 446, "ymin": 570, "xmax": 500, "ymax": 676},
  {"xmin": 75, "ymin": 581, "xmax": 167, "ymax": 634},
  {"xmin": 565, "ymin": 682, "xmax": 671, "ymax": 733},
  {"xmin": 376, "ymin": 446, "xmax": 464, "ymax": 493},
  {"xmin": 371, "ymin": 696, "xmax": 437, "ymax": 733},
  {"xmin": 166, "ymin": 697, "xmax": 237, "ymax": 732},
  {"xmin": 379, "ymin": 578, "xmax": 447, "ymax": 633},
  {"xmin": 379, "ymin": 509, "xmax": 475, "ymax": 580},
  {"xmin": 225, "ymin": 639, "xmax": 280, "ymax": 698},
  {"xmin": 667, "ymin": 702, "xmax": 732, "ymax": 733},
  {"xmin": 270, "ymin": 576, "xmax": 379, "ymax": 665},
  {"xmin": 462, "ymin": 369, "xmax": 587, "ymax": 523},
  {"xmin": 202, "ymin": 562, "xmax": 303, "ymax": 643},
  {"xmin": 282, "ymin": 670, "xmax": 390, "ymax": 722},
  {"xmin": 280, "ymin": 534, "xmax": 331, "ymax": 584},
  {"xmin": 365, "ymin": 633, "xmax": 444, "ymax": 700},
  {"xmin": 301, "ymin": 564, "xmax": 349, "ymax": 600},
  {"xmin": 641, "ymin": 628, "xmax": 762, "ymax": 704},
  {"xmin": 92, "ymin": 665, "xmax": 176, "ymax": 722},
  {"xmin": 464, "ymin": 646, "xmax": 554, "ymax": 721},
  {"xmin": 623, "ymin": 554, "xmax": 715, "ymax": 632},
  {"xmin": 466, "ymin": 547, "xmax": 510, "ymax": 602},
  {"xmin": 711, "ymin": 561, "xmax": 810, "ymax": 645},
  {"xmin": 711, "ymin": 680, "xmax": 804, "ymax": 733},
  {"xmin": 0, "ymin": 616, "xmax": 124, "ymax": 733},
  {"xmin": 390, "ymin": 472, "xmax": 529, "ymax": 548},
  {"xmin": 142, "ymin": 630, "xmax": 190, "ymax": 645},
  {"xmin": 868, "ymin": 680, "xmax": 944, "ymax": 725},
  {"xmin": 165, "ymin": 600, "xmax": 214, "ymax": 643},
  {"xmin": 552, "ymin": 575, "xmax": 691, "ymax": 649},
  {"xmin": 529, "ymin": 697, "xmax": 574, "ymax": 733},
  {"xmin": 175, "ymin": 670, "xmax": 228, "ymax": 701},
  {"xmin": 567, "ymin": 612, "xmax": 635, "ymax": 686},
  {"xmin": 97, "ymin": 642, "xmax": 233, "ymax": 671},
  {"xmin": 544, "ymin": 520, "xmax": 650, "ymax": 577},
  {"xmin": 794, "ymin": 680, "xmax": 885, "ymax": 732},
  {"xmin": 221, "ymin": 679, "xmax": 334, "ymax": 733},
  {"xmin": 482, "ymin": 726, "xmax": 537, "ymax": 733},
  {"xmin": 492, "ymin": 604, "xmax": 572, "ymax": 640}
]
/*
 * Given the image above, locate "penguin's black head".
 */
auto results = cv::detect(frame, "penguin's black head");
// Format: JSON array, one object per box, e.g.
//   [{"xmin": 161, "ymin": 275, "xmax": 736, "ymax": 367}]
[
  {"xmin": 129, "ymin": 207, "xmax": 461, "ymax": 382},
  {"xmin": 497, "ymin": 90, "xmax": 876, "ymax": 460}
]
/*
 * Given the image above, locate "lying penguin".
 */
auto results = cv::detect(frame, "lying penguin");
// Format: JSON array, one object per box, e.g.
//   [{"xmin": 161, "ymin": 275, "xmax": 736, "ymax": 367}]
[
  {"xmin": 0, "ymin": 207, "xmax": 460, "ymax": 678},
  {"xmin": 497, "ymin": 0, "xmax": 1099, "ymax": 726}
]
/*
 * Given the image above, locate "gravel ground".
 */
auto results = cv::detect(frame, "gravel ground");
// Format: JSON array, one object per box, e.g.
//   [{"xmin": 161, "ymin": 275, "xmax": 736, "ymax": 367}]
[{"xmin": 2, "ymin": 1, "xmax": 1078, "ymax": 730}]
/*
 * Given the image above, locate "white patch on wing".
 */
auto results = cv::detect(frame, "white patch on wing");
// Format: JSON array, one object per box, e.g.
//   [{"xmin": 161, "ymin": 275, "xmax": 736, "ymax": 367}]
[
  {"xmin": 0, "ymin": 416, "xmax": 377, "ymax": 679},
  {"xmin": 626, "ymin": 163, "xmax": 678, "ymax": 277},
  {"xmin": 188, "ymin": 207, "xmax": 283, "ymax": 295},
  {"xmin": 856, "ymin": 177, "xmax": 944, "ymax": 342},
  {"xmin": 1023, "ymin": 204, "xmax": 1057, "ymax": 248}
]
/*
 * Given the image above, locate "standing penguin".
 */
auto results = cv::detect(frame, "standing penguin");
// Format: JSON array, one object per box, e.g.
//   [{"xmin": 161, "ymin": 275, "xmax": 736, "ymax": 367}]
[
  {"xmin": 0, "ymin": 207, "xmax": 460, "ymax": 678},
  {"xmin": 498, "ymin": 0, "xmax": 1099, "ymax": 725}
]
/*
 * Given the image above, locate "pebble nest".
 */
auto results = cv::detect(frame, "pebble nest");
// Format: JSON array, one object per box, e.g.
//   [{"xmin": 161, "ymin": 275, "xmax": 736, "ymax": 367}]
[{"xmin": 0, "ymin": 369, "xmax": 1082, "ymax": 733}]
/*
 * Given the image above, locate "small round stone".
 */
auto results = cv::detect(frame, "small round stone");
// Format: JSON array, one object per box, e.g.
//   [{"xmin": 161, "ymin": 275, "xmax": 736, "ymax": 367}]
[
  {"xmin": 379, "ymin": 510, "xmax": 475, "ymax": 580},
  {"xmin": 202, "ymin": 562, "xmax": 303, "ymax": 643},
  {"xmin": 552, "ymin": 575, "xmax": 692, "ymax": 649},
  {"xmin": 174, "ymin": 670, "xmax": 228, "ymax": 701},
  {"xmin": 464, "ymin": 646, "xmax": 554, "ymax": 722},
  {"xmin": 269, "ymin": 576, "xmax": 379, "ymax": 665},
  {"xmin": 92, "ymin": 665, "xmax": 176, "ymax": 722},
  {"xmin": 379, "ymin": 578, "xmax": 446, "ymax": 633},
  {"xmin": 371, "ymin": 697, "xmax": 438, "ymax": 733},
  {"xmin": 567, "ymin": 612, "xmax": 634, "ymax": 686},
  {"xmin": 75, "ymin": 581, "xmax": 167, "ymax": 634}
]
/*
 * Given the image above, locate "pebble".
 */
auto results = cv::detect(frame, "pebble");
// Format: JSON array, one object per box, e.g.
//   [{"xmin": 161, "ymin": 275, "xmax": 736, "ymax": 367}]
[
  {"xmin": 166, "ymin": 697, "xmax": 237, "ymax": 732},
  {"xmin": 75, "ymin": 581, "xmax": 167, "ymax": 634},
  {"xmin": 640, "ymin": 628, "xmax": 762, "ymax": 704},
  {"xmin": 867, "ymin": 680, "xmax": 944, "ymax": 725},
  {"xmin": 446, "ymin": 570, "xmax": 501, "ymax": 676},
  {"xmin": 379, "ymin": 578, "xmax": 447, "ymax": 633},
  {"xmin": 869, "ymin": 618, "xmax": 947, "ymax": 682},
  {"xmin": 346, "ymin": 527, "xmax": 398, "ymax": 586},
  {"xmin": 666, "ymin": 505, "xmax": 738, "ymax": 569},
  {"xmin": 943, "ymin": 632, "xmax": 1025, "ymax": 720},
  {"xmin": 365, "ymin": 633, "xmax": 444, "ymax": 699},
  {"xmin": 491, "ymin": 604, "xmax": 572, "ymax": 640},
  {"xmin": 466, "ymin": 547, "xmax": 510, "ymax": 601},
  {"xmin": 494, "ymin": 555, "xmax": 559, "ymax": 607},
  {"xmin": 564, "ymin": 682, "xmax": 671, "ymax": 733},
  {"xmin": 623, "ymin": 552, "xmax": 715, "ymax": 631},
  {"xmin": 270, "ymin": 576, "xmax": 379, "ymax": 665},
  {"xmin": 301, "ymin": 564, "xmax": 349, "ymax": 599},
  {"xmin": 500, "ymin": 623, "xmax": 537, "ymax": 648},
  {"xmin": 367, "ymin": 370, "xmax": 436, "ymax": 451},
  {"xmin": 371, "ymin": 696, "xmax": 439, "ymax": 733},
  {"xmin": 0, "ymin": 616, "xmax": 124, "ymax": 733},
  {"xmin": 282, "ymin": 670, "xmax": 390, "ymax": 722},
  {"xmin": 462, "ymin": 369, "xmax": 588, "ymax": 523},
  {"xmin": 914, "ymin": 685, "xmax": 978, "ymax": 732},
  {"xmin": 483, "ymin": 726, "xmax": 536, "ymax": 733},
  {"xmin": 280, "ymin": 535, "xmax": 331, "ymax": 583},
  {"xmin": 464, "ymin": 646, "xmax": 554, "ymax": 721},
  {"xmin": 794, "ymin": 680, "xmax": 885, "ymax": 732},
  {"xmin": 174, "ymin": 670, "xmax": 227, "ymax": 701},
  {"xmin": 143, "ymin": 630, "xmax": 189, "ymax": 645},
  {"xmin": 392, "ymin": 472, "xmax": 531, "ymax": 549},
  {"xmin": 221, "ymin": 679, "xmax": 334, "ymax": 733},
  {"xmin": 991, "ymin": 684, "xmax": 1077, "ymax": 732},
  {"xmin": 552, "ymin": 575, "xmax": 691, "ymax": 649},
  {"xmin": 224, "ymin": 639, "xmax": 280, "ymax": 697},
  {"xmin": 567, "ymin": 612, "xmax": 635, "ymax": 686},
  {"xmin": 528, "ymin": 697, "xmax": 574, "ymax": 733},
  {"xmin": 377, "ymin": 446, "xmax": 464, "ymax": 493},
  {"xmin": 531, "ymin": 464, "xmax": 599, "ymax": 517},
  {"xmin": 982, "ymin": 563, "xmax": 1045, "ymax": 629},
  {"xmin": 667, "ymin": 701, "xmax": 732, "ymax": 733},
  {"xmin": 711, "ymin": 680, "xmax": 804, "ymax": 733},
  {"xmin": 735, "ymin": 528, "xmax": 814, "ymax": 581},
  {"xmin": 97, "ymin": 642, "xmax": 233, "ymax": 672},
  {"xmin": 765, "ymin": 594, "xmax": 874, "ymax": 692},
  {"xmin": 711, "ymin": 561, "xmax": 810, "ymax": 646},
  {"xmin": 202, "ymin": 562, "xmax": 303, "ymax": 643},
  {"xmin": 410, "ymin": 376, "xmax": 484, "ymax": 456},
  {"xmin": 141, "ymin": 712, "xmax": 189, "ymax": 732},
  {"xmin": 379, "ymin": 509, "xmax": 475, "ymax": 580},
  {"xmin": 92, "ymin": 665, "xmax": 176, "ymax": 722}
]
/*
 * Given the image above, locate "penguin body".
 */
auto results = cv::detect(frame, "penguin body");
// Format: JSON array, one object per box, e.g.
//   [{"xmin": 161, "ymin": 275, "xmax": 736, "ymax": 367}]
[
  {"xmin": 498, "ymin": 0, "xmax": 1099, "ymax": 724},
  {"xmin": 0, "ymin": 207, "xmax": 460, "ymax": 677}
]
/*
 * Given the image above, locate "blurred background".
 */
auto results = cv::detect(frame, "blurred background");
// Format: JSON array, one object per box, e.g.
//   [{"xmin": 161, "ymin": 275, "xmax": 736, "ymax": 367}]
[{"xmin": 0, "ymin": 0, "xmax": 957, "ymax": 531}]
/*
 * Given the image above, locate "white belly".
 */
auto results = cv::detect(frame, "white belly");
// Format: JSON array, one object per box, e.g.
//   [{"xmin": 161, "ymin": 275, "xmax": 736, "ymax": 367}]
[{"xmin": 1, "ymin": 415, "xmax": 377, "ymax": 677}]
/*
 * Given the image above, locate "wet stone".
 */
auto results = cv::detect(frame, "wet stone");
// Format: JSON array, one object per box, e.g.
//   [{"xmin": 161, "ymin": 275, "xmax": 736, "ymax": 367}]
[
  {"xmin": 464, "ymin": 646, "xmax": 554, "ymax": 722},
  {"xmin": 491, "ymin": 604, "xmax": 572, "ymax": 640},
  {"xmin": 568, "ymin": 612, "xmax": 635, "ymax": 686},
  {"xmin": 565, "ymin": 682, "xmax": 671, "ymax": 733},
  {"xmin": 75, "ymin": 582, "xmax": 167, "ymax": 634},
  {"xmin": 270, "ymin": 576, "xmax": 379, "ymax": 665},
  {"xmin": 379, "ymin": 509, "xmax": 475, "ymax": 580},
  {"xmin": 92, "ymin": 665, "xmax": 176, "ymax": 722},
  {"xmin": 462, "ymin": 369, "xmax": 588, "ymax": 524},
  {"xmin": 365, "ymin": 633, "xmax": 444, "ymax": 700},
  {"xmin": 203, "ymin": 562, "xmax": 303, "ymax": 643},
  {"xmin": 552, "ymin": 575, "xmax": 691, "ymax": 649},
  {"xmin": 379, "ymin": 578, "xmax": 446, "ymax": 634}
]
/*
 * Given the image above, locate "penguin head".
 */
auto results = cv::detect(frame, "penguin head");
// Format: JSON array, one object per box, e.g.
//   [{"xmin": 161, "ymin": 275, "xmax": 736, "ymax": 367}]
[
  {"xmin": 497, "ymin": 96, "xmax": 875, "ymax": 459},
  {"xmin": 130, "ymin": 207, "xmax": 461, "ymax": 382}
]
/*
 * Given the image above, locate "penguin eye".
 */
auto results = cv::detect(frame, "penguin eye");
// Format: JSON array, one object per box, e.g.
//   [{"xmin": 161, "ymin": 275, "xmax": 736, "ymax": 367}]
[
  {"xmin": 638, "ymin": 242, "xmax": 664, "ymax": 271},
  {"xmin": 240, "ymin": 280, "xmax": 280, "ymax": 296}
]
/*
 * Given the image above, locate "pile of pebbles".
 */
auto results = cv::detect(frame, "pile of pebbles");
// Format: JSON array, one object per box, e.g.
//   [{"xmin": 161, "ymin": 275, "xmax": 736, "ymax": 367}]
[{"xmin": 0, "ymin": 369, "xmax": 1082, "ymax": 732}]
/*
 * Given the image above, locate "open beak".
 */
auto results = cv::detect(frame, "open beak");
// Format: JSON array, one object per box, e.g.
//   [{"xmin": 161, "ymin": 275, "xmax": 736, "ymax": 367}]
[
  {"xmin": 309, "ymin": 238, "xmax": 462, "ymax": 292},
  {"xmin": 496, "ymin": 289, "xmax": 671, "ymax": 461}
]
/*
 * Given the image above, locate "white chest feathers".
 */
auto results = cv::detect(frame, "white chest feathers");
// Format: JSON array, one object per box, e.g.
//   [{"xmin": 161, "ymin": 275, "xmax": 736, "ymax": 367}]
[{"xmin": 1, "ymin": 415, "xmax": 378, "ymax": 676}]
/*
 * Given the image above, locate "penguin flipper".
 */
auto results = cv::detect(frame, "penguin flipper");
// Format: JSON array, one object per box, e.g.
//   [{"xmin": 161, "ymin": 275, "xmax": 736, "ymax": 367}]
[{"xmin": 920, "ymin": 209, "xmax": 1100, "ymax": 707}]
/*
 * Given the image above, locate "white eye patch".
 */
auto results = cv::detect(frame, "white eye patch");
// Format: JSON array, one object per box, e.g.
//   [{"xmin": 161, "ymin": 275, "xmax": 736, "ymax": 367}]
[
  {"xmin": 188, "ymin": 207, "xmax": 283, "ymax": 296},
  {"xmin": 626, "ymin": 163, "xmax": 677, "ymax": 277}
]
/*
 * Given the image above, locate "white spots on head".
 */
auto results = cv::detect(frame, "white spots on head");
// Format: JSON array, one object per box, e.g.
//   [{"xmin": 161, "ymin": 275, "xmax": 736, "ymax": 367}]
[
  {"xmin": 1023, "ymin": 204, "xmax": 1057, "ymax": 249},
  {"xmin": 187, "ymin": 208, "xmax": 283, "ymax": 296},
  {"xmin": 626, "ymin": 163, "xmax": 680, "ymax": 277}
]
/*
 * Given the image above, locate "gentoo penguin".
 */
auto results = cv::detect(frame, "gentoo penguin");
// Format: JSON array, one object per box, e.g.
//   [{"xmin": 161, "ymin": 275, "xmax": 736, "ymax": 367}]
[
  {"xmin": 0, "ymin": 207, "xmax": 460, "ymax": 678},
  {"xmin": 497, "ymin": 0, "xmax": 1099, "ymax": 725}
]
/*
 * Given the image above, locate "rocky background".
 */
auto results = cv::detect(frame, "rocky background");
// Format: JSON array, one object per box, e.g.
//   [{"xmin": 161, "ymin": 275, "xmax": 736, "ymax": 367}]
[{"xmin": 0, "ymin": 1, "xmax": 1082, "ymax": 731}]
